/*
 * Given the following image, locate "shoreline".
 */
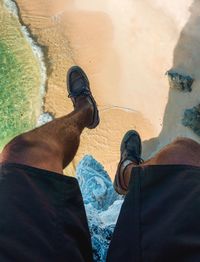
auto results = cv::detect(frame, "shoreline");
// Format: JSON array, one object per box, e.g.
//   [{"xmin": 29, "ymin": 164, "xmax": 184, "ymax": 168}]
[{"xmin": 3, "ymin": 0, "xmax": 47, "ymax": 123}]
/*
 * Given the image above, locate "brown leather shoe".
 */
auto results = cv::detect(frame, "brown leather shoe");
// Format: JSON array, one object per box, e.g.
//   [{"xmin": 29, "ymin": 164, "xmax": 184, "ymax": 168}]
[
  {"xmin": 114, "ymin": 130, "xmax": 143, "ymax": 195},
  {"xmin": 67, "ymin": 66, "xmax": 100, "ymax": 129}
]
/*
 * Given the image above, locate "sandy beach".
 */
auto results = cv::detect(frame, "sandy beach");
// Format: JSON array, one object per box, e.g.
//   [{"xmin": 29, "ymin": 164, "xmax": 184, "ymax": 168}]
[{"xmin": 15, "ymin": 0, "xmax": 200, "ymax": 179}]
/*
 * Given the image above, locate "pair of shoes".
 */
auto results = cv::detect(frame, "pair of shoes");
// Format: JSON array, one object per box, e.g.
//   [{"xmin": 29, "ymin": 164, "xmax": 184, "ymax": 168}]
[
  {"xmin": 114, "ymin": 130, "xmax": 143, "ymax": 195},
  {"xmin": 67, "ymin": 66, "xmax": 100, "ymax": 129},
  {"xmin": 67, "ymin": 66, "xmax": 142, "ymax": 195}
]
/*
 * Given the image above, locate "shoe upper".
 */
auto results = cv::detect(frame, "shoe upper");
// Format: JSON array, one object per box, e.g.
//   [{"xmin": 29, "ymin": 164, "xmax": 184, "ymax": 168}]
[
  {"xmin": 120, "ymin": 130, "xmax": 143, "ymax": 164},
  {"xmin": 68, "ymin": 68, "xmax": 91, "ymax": 98},
  {"xmin": 67, "ymin": 66, "xmax": 100, "ymax": 129}
]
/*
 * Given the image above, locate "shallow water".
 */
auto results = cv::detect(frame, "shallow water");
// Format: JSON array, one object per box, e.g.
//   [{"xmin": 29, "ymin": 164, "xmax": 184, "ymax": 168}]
[{"xmin": 0, "ymin": 0, "xmax": 44, "ymax": 150}]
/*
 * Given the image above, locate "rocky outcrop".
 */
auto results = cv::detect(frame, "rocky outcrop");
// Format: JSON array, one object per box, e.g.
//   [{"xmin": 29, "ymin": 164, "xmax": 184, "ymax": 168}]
[
  {"xmin": 182, "ymin": 105, "xmax": 200, "ymax": 136},
  {"xmin": 76, "ymin": 155, "xmax": 123, "ymax": 262},
  {"xmin": 166, "ymin": 70, "xmax": 194, "ymax": 92}
]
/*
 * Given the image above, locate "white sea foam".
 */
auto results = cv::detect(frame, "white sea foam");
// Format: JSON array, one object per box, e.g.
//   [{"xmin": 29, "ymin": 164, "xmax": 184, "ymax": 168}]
[
  {"xmin": 3, "ymin": 0, "xmax": 18, "ymax": 17},
  {"xmin": 37, "ymin": 113, "xmax": 54, "ymax": 127},
  {"xmin": 3, "ymin": 0, "xmax": 47, "ymax": 120}
]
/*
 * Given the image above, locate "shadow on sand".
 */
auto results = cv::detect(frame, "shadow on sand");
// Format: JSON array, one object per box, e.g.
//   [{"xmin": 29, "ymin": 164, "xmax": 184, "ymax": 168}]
[{"xmin": 143, "ymin": 0, "xmax": 200, "ymax": 159}]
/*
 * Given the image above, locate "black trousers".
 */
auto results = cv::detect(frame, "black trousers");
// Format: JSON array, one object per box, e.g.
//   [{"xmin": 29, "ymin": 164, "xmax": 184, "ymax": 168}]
[{"xmin": 1, "ymin": 163, "xmax": 200, "ymax": 262}]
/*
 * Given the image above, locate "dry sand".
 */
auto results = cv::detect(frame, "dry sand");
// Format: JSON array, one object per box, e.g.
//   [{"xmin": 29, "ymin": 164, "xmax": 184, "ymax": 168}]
[{"xmin": 16, "ymin": 0, "xmax": 200, "ymax": 179}]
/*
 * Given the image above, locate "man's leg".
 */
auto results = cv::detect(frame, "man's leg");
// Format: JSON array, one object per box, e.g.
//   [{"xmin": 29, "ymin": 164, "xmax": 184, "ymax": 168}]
[
  {"xmin": 0, "ymin": 66, "xmax": 99, "ymax": 175},
  {"xmin": 109, "ymin": 136, "xmax": 200, "ymax": 262},
  {"xmin": 116, "ymin": 134, "xmax": 200, "ymax": 194},
  {"xmin": 0, "ymin": 98, "xmax": 92, "ymax": 175},
  {"xmin": 0, "ymin": 66, "xmax": 99, "ymax": 262},
  {"xmin": 143, "ymin": 137, "xmax": 200, "ymax": 166}
]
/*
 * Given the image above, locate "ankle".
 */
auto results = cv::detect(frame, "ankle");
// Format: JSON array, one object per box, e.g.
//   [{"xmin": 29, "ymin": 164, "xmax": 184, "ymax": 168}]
[
  {"xmin": 119, "ymin": 161, "xmax": 138, "ymax": 189},
  {"xmin": 75, "ymin": 96, "xmax": 90, "ymax": 109},
  {"xmin": 74, "ymin": 98, "xmax": 94, "ymax": 127}
]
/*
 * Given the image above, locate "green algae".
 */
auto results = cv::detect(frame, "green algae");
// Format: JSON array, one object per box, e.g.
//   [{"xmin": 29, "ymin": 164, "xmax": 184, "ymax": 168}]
[
  {"xmin": 0, "ymin": 1, "xmax": 44, "ymax": 151},
  {"xmin": 0, "ymin": 40, "xmax": 36, "ymax": 149}
]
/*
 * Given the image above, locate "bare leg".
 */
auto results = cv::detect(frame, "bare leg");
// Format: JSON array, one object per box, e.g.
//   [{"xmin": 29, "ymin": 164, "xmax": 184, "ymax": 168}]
[
  {"xmin": 0, "ymin": 97, "xmax": 93, "ymax": 175},
  {"xmin": 123, "ymin": 137, "xmax": 200, "ymax": 188}
]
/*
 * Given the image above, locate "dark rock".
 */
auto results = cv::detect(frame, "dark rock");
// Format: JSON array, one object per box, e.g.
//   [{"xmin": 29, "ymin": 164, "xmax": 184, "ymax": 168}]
[
  {"xmin": 182, "ymin": 105, "xmax": 200, "ymax": 136},
  {"xmin": 166, "ymin": 70, "xmax": 194, "ymax": 92}
]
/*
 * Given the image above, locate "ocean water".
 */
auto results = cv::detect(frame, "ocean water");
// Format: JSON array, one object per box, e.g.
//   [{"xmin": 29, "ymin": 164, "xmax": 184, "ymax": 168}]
[{"xmin": 0, "ymin": 0, "xmax": 46, "ymax": 150}]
